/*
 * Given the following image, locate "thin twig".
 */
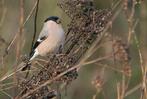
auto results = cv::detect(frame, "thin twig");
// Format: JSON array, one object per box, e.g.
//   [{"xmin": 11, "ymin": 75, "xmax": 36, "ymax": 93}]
[
  {"xmin": 125, "ymin": 83, "xmax": 141, "ymax": 97},
  {"xmin": 133, "ymin": 20, "xmax": 147, "ymax": 99},
  {"xmin": 30, "ymin": 0, "xmax": 40, "ymax": 52},
  {"xmin": 22, "ymin": 1, "xmax": 38, "ymax": 27},
  {"xmin": 126, "ymin": 0, "xmax": 136, "ymax": 44}
]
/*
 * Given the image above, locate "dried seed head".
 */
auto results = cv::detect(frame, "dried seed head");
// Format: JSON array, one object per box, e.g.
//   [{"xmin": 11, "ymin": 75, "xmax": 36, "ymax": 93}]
[
  {"xmin": 113, "ymin": 39, "xmax": 130, "ymax": 63},
  {"xmin": 122, "ymin": 63, "xmax": 132, "ymax": 77},
  {"xmin": 92, "ymin": 75, "xmax": 104, "ymax": 89}
]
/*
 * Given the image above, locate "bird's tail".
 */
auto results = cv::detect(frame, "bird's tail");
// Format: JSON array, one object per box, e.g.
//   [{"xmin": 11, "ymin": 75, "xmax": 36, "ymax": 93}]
[
  {"xmin": 21, "ymin": 62, "xmax": 31, "ymax": 78},
  {"xmin": 21, "ymin": 62, "xmax": 31, "ymax": 71}
]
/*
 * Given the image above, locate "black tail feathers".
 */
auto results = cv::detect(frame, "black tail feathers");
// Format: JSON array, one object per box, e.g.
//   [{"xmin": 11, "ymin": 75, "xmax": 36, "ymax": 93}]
[{"xmin": 21, "ymin": 63, "xmax": 31, "ymax": 71}]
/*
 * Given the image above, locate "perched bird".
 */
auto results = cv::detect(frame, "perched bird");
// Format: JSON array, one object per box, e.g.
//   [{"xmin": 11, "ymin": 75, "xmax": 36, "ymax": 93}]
[{"xmin": 22, "ymin": 16, "xmax": 65, "ymax": 71}]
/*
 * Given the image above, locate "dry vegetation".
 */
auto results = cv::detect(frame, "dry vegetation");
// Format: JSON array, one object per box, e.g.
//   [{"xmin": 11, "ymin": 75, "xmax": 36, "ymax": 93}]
[{"xmin": 0, "ymin": 0, "xmax": 146, "ymax": 99}]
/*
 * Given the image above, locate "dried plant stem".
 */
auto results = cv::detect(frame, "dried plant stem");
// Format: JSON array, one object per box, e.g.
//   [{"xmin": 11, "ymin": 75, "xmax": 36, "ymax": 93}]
[
  {"xmin": 135, "ymin": 31, "xmax": 146, "ymax": 99},
  {"xmin": 117, "ymin": 83, "xmax": 121, "ymax": 99},
  {"xmin": 117, "ymin": 77, "xmax": 126, "ymax": 99},
  {"xmin": 92, "ymin": 89, "xmax": 101, "ymax": 99},
  {"xmin": 126, "ymin": 0, "xmax": 136, "ymax": 44},
  {"xmin": 112, "ymin": 0, "xmax": 122, "ymax": 11},
  {"xmin": 125, "ymin": 83, "xmax": 141, "ymax": 97}
]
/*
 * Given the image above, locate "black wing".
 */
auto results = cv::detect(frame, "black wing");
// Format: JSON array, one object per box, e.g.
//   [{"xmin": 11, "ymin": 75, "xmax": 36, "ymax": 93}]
[{"xmin": 29, "ymin": 36, "xmax": 47, "ymax": 58}]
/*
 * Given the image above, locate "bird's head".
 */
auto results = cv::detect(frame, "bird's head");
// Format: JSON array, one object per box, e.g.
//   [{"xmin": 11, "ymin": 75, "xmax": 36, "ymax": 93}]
[{"xmin": 44, "ymin": 16, "xmax": 61, "ymax": 24}]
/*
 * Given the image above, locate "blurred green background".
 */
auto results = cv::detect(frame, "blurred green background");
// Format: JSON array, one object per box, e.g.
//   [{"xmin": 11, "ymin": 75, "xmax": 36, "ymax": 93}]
[{"xmin": 0, "ymin": 0, "xmax": 147, "ymax": 99}]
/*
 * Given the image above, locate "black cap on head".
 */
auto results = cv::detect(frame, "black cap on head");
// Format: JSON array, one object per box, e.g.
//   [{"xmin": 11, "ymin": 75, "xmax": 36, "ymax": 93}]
[{"xmin": 44, "ymin": 16, "xmax": 59, "ymax": 23}]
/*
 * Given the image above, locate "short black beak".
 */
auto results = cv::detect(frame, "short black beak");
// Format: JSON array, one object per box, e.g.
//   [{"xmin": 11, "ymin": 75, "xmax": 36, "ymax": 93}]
[{"xmin": 57, "ymin": 19, "xmax": 61, "ymax": 24}]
